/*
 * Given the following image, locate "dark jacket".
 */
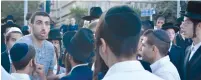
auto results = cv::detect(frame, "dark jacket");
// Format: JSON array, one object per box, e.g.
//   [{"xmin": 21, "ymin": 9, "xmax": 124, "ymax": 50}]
[
  {"xmin": 183, "ymin": 46, "xmax": 201, "ymax": 80},
  {"xmin": 60, "ymin": 65, "xmax": 93, "ymax": 80},
  {"xmin": 1, "ymin": 51, "xmax": 10, "ymax": 73},
  {"xmin": 176, "ymin": 34, "xmax": 192, "ymax": 51},
  {"xmin": 168, "ymin": 44, "xmax": 184, "ymax": 79}
]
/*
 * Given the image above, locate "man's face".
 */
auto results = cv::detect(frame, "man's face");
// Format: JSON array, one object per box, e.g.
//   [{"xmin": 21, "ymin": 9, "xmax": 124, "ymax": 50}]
[
  {"xmin": 156, "ymin": 20, "xmax": 165, "ymax": 29},
  {"xmin": 70, "ymin": 18, "xmax": 76, "ymax": 25},
  {"xmin": 140, "ymin": 36, "xmax": 154, "ymax": 63},
  {"xmin": 31, "ymin": 16, "xmax": 50, "ymax": 40},
  {"xmin": 51, "ymin": 40, "xmax": 60, "ymax": 52},
  {"xmin": 7, "ymin": 33, "xmax": 22, "ymax": 50},
  {"xmin": 180, "ymin": 17, "xmax": 194, "ymax": 38},
  {"xmin": 166, "ymin": 29, "xmax": 175, "ymax": 41}
]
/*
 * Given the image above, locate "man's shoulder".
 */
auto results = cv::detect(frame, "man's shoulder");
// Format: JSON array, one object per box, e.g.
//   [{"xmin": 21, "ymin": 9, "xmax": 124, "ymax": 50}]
[
  {"xmin": 16, "ymin": 35, "xmax": 32, "ymax": 44},
  {"xmin": 44, "ymin": 40, "xmax": 54, "ymax": 48}
]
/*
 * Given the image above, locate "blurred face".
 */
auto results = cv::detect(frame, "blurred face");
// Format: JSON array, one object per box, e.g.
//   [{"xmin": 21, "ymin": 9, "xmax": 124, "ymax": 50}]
[
  {"xmin": 180, "ymin": 17, "xmax": 194, "ymax": 38},
  {"xmin": 51, "ymin": 40, "xmax": 60, "ymax": 53},
  {"xmin": 31, "ymin": 16, "xmax": 50, "ymax": 40},
  {"xmin": 166, "ymin": 29, "xmax": 175, "ymax": 41},
  {"xmin": 70, "ymin": 18, "xmax": 76, "ymax": 25},
  {"xmin": 140, "ymin": 36, "xmax": 154, "ymax": 63},
  {"xmin": 66, "ymin": 19, "xmax": 70, "ymax": 25},
  {"xmin": 137, "ymin": 36, "xmax": 144, "ymax": 57},
  {"xmin": 156, "ymin": 20, "xmax": 165, "ymax": 29},
  {"xmin": 7, "ymin": 33, "xmax": 22, "ymax": 50}
]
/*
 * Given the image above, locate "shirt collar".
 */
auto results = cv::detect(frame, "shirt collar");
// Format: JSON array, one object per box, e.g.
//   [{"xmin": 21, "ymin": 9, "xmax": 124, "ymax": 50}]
[
  {"xmin": 104, "ymin": 60, "xmax": 145, "ymax": 78},
  {"xmin": 68, "ymin": 63, "xmax": 88, "ymax": 74},
  {"xmin": 191, "ymin": 41, "xmax": 201, "ymax": 51},
  {"xmin": 11, "ymin": 73, "xmax": 30, "ymax": 80},
  {"xmin": 168, "ymin": 42, "xmax": 173, "ymax": 51},
  {"xmin": 151, "ymin": 56, "xmax": 170, "ymax": 72}
]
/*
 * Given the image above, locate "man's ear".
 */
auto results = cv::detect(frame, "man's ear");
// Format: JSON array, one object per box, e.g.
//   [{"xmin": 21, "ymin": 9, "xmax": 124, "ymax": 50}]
[{"xmin": 100, "ymin": 38, "xmax": 107, "ymax": 55}]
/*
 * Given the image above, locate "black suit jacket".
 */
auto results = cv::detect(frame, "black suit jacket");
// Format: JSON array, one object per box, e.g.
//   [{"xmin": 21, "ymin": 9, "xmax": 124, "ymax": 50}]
[
  {"xmin": 176, "ymin": 34, "xmax": 192, "ymax": 51},
  {"xmin": 183, "ymin": 46, "xmax": 201, "ymax": 80},
  {"xmin": 1, "ymin": 51, "xmax": 10, "ymax": 73},
  {"xmin": 168, "ymin": 45, "xmax": 184, "ymax": 79}
]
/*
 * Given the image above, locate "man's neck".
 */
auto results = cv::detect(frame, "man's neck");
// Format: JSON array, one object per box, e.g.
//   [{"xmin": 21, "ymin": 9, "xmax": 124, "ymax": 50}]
[
  {"xmin": 31, "ymin": 34, "xmax": 43, "ymax": 48},
  {"xmin": 192, "ymin": 36, "xmax": 201, "ymax": 45},
  {"xmin": 108, "ymin": 55, "xmax": 137, "ymax": 68},
  {"xmin": 152, "ymin": 53, "xmax": 163, "ymax": 64},
  {"xmin": 16, "ymin": 69, "xmax": 30, "ymax": 75}
]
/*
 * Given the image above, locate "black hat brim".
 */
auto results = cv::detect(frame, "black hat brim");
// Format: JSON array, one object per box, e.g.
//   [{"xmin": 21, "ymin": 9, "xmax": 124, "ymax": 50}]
[
  {"xmin": 162, "ymin": 26, "xmax": 179, "ymax": 33},
  {"xmin": 181, "ymin": 12, "xmax": 201, "ymax": 21},
  {"xmin": 82, "ymin": 16, "xmax": 98, "ymax": 21}
]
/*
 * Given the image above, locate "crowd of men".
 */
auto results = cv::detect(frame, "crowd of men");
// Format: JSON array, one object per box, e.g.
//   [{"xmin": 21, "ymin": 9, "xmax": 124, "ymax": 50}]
[{"xmin": 1, "ymin": 1, "xmax": 201, "ymax": 80}]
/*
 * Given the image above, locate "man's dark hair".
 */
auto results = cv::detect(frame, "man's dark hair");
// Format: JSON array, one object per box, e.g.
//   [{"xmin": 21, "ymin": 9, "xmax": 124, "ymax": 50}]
[
  {"xmin": 30, "ymin": 11, "xmax": 51, "ymax": 24},
  {"xmin": 143, "ymin": 29, "xmax": 170, "ymax": 56},
  {"xmin": 189, "ymin": 18, "xmax": 201, "ymax": 38}
]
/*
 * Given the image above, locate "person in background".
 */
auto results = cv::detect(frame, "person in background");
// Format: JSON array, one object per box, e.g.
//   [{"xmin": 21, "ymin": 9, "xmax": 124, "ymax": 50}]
[
  {"xmin": 140, "ymin": 29, "xmax": 180, "ymax": 80},
  {"xmin": 48, "ymin": 28, "xmax": 66, "ymax": 76},
  {"xmin": 82, "ymin": 7, "xmax": 103, "ymax": 23},
  {"xmin": 16, "ymin": 11, "xmax": 58, "ymax": 80},
  {"xmin": 60, "ymin": 18, "xmax": 70, "ymax": 34},
  {"xmin": 161, "ymin": 23, "xmax": 184, "ymax": 78},
  {"xmin": 10, "ymin": 43, "xmax": 46, "ymax": 80},
  {"xmin": 22, "ymin": 13, "xmax": 32, "ymax": 35},
  {"xmin": 154, "ymin": 16, "xmax": 165, "ymax": 30},
  {"xmin": 180, "ymin": 1, "xmax": 201, "ymax": 80},
  {"xmin": 61, "ymin": 28, "xmax": 94, "ymax": 80},
  {"xmin": 69, "ymin": 18, "xmax": 78, "ymax": 31},
  {"xmin": 1, "ymin": 27, "xmax": 23, "ymax": 73},
  {"xmin": 94, "ymin": 5, "xmax": 162, "ymax": 80},
  {"xmin": 1, "ymin": 15, "xmax": 20, "ymax": 53}
]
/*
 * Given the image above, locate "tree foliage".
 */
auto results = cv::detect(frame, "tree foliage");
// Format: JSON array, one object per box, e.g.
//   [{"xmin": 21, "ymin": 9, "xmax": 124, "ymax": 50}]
[
  {"xmin": 1, "ymin": 1, "xmax": 39, "ymax": 27},
  {"xmin": 69, "ymin": 6, "xmax": 88, "ymax": 28}
]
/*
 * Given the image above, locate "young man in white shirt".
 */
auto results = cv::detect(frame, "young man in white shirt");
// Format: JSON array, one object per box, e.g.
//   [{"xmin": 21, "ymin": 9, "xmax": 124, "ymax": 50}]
[
  {"xmin": 140, "ymin": 29, "xmax": 180, "ymax": 80},
  {"xmin": 154, "ymin": 16, "xmax": 165, "ymax": 30},
  {"xmin": 180, "ymin": 1, "xmax": 201, "ymax": 80},
  {"xmin": 94, "ymin": 5, "xmax": 163, "ymax": 80}
]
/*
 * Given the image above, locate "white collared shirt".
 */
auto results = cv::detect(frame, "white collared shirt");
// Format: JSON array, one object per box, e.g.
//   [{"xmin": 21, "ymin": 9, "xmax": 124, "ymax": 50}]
[
  {"xmin": 1, "ymin": 66, "xmax": 16, "ymax": 80},
  {"xmin": 168, "ymin": 42, "xmax": 173, "ymax": 52},
  {"xmin": 68, "ymin": 63, "xmax": 88, "ymax": 75},
  {"xmin": 11, "ymin": 73, "xmax": 30, "ymax": 80},
  {"xmin": 103, "ymin": 61, "xmax": 163, "ymax": 80},
  {"xmin": 189, "ymin": 42, "xmax": 201, "ymax": 61},
  {"xmin": 151, "ymin": 56, "xmax": 180, "ymax": 80}
]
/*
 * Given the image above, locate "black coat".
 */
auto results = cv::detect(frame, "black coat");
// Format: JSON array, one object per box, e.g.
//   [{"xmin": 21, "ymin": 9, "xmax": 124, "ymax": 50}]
[
  {"xmin": 60, "ymin": 65, "xmax": 93, "ymax": 80},
  {"xmin": 168, "ymin": 45, "xmax": 184, "ymax": 79},
  {"xmin": 183, "ymin": 46, "xmax": 201, "ymax": 80},
  {"xmin": 1, "ymin": 51, "xmax": 10, "ymax": 73}
]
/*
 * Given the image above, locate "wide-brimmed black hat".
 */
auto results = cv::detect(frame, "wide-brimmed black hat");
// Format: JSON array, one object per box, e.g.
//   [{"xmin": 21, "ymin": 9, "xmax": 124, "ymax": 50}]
[
  {"xmin": 65, "ymin": 28, "xmax": 95, "ymax": 63},
  {"xmin": 62, "ymin": 31, "xmax": 76, "ymax": 49},
  {"xmin": 48, "ymin": 28, "xmax": 62, "ymax": 40},
  {"xmin": 181, "ymin": 1, "xmax": 201, "ymax": 20},
  {"xmin": 82, "ymin": 7, "xmax": 103, "ymax": 21},
  {"xmin": 162, "ymin": 23, "xmax": 179, "ymax": 33}
]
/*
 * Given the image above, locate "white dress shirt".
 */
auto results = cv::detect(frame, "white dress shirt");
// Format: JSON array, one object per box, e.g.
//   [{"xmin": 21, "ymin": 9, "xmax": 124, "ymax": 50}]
[
  {"xmin": 11, "ymin": 73, "xmax": 30, "ymax": 80},
  {"xmin": 189, "ymin": 42, "xmax": 201, "ymax": 61},
  {"xmin": 168, "ymin": 42, "xmax": 173, "ymax": 52},
  {"xmin": 151, "ymin": 56, "xmax": 180, "ymax": 80},
  {"xmin": 1, "ymin": 66, "xmax": 16, "ymax": 80},
  {"xmin": 103, "ymin": 61, "xmax": 163, "ymax": 80}
]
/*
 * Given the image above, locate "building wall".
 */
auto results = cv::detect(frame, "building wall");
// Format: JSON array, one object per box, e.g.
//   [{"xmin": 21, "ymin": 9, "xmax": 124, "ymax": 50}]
[{"xmin": 49, "ymin": 0, "xmax": 157, "ymax": 27}]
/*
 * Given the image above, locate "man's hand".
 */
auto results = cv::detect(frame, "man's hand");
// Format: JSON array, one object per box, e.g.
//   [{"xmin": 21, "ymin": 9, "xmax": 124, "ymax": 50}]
[{"xmin": 35, "ymin": 63, "xmax": 47, "ymax": 80}]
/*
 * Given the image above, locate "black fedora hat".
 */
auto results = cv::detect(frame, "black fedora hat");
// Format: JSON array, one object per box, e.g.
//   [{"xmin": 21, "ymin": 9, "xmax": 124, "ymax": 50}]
[
  {"xmin": 82, "ymin": 7, "xmax": 103, "ymax": 21},
  {"xmin": 65, "ymin": 28, "xmax": 95, "ymax": 63},
  {"xmin": 162, "ymin": 23, "xmax": 179, "ymax": 33},
  {"xmin": 48, "ymin": 28, "xmax": 62, "ymax": 40},
  {"xmin": 62, "ymin": 31, "xmax": 76, "ymax": 50},
  {"xmin": 181, "ymin": 1, "xmax": 201, "ymax": 20}
]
